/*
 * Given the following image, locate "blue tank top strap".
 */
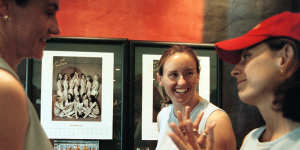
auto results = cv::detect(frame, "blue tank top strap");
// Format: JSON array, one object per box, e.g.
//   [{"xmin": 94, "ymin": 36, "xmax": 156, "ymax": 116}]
[{"xmin": 198, "ymin": 100, "xmax": 223, "ymax": 132}]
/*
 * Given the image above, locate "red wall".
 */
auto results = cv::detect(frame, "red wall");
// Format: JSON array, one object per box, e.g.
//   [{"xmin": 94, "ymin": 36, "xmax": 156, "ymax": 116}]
[{"xmin": 57, "ymin": 0, "xmax": 204, "ymax": 43}]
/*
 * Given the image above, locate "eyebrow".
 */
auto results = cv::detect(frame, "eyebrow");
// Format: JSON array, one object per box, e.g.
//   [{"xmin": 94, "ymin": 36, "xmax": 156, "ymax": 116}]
[{"xmin": 48, "ymin": 3, "xmax": 59, "ymax": 11}]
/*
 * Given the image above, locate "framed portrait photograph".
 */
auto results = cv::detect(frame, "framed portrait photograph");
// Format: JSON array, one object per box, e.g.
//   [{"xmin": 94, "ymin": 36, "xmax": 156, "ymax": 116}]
[
  {"xmin": 131, "ymin": 41, "xmax": 220, "ymax": 149},
  {"xmin": 37, "ymin": 38, "xmax": 128, "ymax": 143}
]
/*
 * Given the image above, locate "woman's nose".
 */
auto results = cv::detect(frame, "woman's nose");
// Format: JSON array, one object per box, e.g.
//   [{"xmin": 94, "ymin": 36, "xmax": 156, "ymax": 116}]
[
  {"xmin": 231, "ymin": 65, "xmax": 241, "ymax": 77},
  {"xmin": 177, "ymin": 75, "xmax": 187, "ymax": 85}
]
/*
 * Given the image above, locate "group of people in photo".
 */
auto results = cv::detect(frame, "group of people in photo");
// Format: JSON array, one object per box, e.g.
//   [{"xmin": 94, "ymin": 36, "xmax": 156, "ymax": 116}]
[{"xmin": 54, "ymin": 72, "xmax": 101, "ymax": 120}]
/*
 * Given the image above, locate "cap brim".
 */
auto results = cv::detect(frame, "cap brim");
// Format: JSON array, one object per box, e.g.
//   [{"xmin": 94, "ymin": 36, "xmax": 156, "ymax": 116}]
[{"xmin": 216, "ymin": 35, "xmax": 268, "ymax": 64}]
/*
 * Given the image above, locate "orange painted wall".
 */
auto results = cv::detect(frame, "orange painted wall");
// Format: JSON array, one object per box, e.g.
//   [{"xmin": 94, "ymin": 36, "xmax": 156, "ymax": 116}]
[{"xmin": 57, "ymin": 0, "xmax": 204, "ymax": 43}]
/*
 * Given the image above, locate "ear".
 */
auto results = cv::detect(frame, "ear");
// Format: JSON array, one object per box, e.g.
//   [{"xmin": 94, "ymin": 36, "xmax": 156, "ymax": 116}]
[
  {"xmin": 279, "ymin": 43, "xmax": 296, "ymax": 75},
  {"xmin": 156, "ymin": 72, "xmax": 163, "ymax": 86},
  {"xmin": 0, "ymin": 0, "xmax": 8, "ymax": 17}
]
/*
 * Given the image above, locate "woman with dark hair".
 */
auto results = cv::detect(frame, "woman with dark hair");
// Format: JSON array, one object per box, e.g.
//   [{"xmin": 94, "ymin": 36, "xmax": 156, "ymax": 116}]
[
  {"xmin": 155, "ymin": 45, "xmax": 236, "ymax": 150},
  {"xmin": 169, "ymin": 11, "xmax": 300, "ymax": 150},
  {"xmin": 0, "ymin": 0, "xmax": 60, "ymax": 149}
]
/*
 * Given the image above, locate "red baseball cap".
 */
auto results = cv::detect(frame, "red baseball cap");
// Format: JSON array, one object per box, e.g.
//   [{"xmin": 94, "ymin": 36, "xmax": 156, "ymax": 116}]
[{"xmin": 215, "ymin": 11, "xmax": 300, "ymax": 64}]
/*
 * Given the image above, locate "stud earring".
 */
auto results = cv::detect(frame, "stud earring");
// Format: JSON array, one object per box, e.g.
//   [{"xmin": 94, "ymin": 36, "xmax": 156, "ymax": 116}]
[
  {"xmin": 2, "ymin": 15, "xmax": 8, "ymax": 22},
  {"xmin": 280, "ymin": 68, "xmax": 284, "ymax": 74}
]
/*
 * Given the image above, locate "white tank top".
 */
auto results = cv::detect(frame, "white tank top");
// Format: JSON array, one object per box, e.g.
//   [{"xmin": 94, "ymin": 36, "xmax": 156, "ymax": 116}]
[
  {"xmin": 240, "ymin": 126, "xmax": 300, "ymax": 150},
  {"xmin": 155, "ymin": 99, "xmax": 222, "ymax": 150}
]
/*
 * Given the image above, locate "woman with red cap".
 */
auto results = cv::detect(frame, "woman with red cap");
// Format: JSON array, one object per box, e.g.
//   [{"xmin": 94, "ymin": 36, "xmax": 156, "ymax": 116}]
[{"xmin": 169, "ymin": 11, "xmax": 300, "ymax": 150}]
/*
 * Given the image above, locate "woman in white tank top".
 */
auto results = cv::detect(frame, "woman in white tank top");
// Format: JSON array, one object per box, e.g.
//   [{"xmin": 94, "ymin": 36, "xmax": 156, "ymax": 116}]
[{"xmin": 155, "ymin": 45, "xmax": 236, "ymax": 150}]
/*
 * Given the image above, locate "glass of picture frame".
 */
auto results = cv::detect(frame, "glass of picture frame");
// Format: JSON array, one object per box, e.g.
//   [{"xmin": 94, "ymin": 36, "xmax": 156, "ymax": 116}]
[
  {"xmin": 130, "ymin": 41, "xmax": 220, "ymax": 150},
  {"xmin": 27, "ymin": 37, "xmax": 129, "ymax": 150}
]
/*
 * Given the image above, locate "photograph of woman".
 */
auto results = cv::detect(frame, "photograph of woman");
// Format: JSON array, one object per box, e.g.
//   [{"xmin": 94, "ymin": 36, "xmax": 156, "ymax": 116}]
[{"xmin": 155, "ymin": 45, "xmax": 236, "ymax": 150}]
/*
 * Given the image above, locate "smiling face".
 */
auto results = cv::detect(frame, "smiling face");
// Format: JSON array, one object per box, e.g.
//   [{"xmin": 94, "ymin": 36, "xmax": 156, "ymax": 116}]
[
  {"xmin": 158, "ymin": 52, "xmax": 200, "ymax": 106},
  {"xmin": 231, "ymin": 43, "xmax": 282, "ymax": 105},
  {"xmin": 7, "ymin": 0, "xmax": 60, "ymax": 59}
]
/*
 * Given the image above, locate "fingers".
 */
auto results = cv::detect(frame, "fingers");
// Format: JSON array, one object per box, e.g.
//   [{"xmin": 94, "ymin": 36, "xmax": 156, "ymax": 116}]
[
  {"xmin": 169, "ymin": 122, "xmax": 188, "ymax": 150},
  {"xmin": 184, "ymin": 119, "xmax": 201, "ymax": 149},
  {"xmin": 193, "ymin": 111, "xmax": 204, "ymax": 131},
  {"xmin": 169, "ymin": 110, "xmax": 212, "ymax": 150},
  {"xmin": 197, "ymin": 136, "xmax": 206, "ymax": 149},
  {"xmin": 177, "ymin": 110, "xmax": 183, "ymax": 123},
  {"xmin": 168, "ymin": 132, "xmax": 187, "ymax": 150},
  {"xmin": 205, "ymin": 122, "xmax": 216, "ymax": 150},
  {"xmin": 169, "ymin": 122, "xmax": 185, "ymax": 140},
  {"xmin": 184, "ymin": 106, "xmax": 191, "ymax": 120},
  {"xmin": 176, "ymin": 111, "xmax": 185, "ymax": 134}
]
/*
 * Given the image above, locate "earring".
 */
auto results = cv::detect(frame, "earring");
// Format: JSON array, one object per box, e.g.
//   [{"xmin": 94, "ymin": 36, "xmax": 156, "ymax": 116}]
[
  {"xmin": 2, "ymin": 15, "xmax": 8, "ymax": 22},
  {"xmin": 280, "ymin": 68, "xmax": 284, "ymax": 74}
]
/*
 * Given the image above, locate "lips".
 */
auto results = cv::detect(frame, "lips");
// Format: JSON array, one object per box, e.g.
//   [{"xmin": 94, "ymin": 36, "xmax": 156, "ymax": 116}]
[
  {"xmin": 237, "ymin": 79, "xmax": 246, "ymax": 88},
  {"xmin": 237, "ymin": 79, "xmax": 246, "ymax": 84}
]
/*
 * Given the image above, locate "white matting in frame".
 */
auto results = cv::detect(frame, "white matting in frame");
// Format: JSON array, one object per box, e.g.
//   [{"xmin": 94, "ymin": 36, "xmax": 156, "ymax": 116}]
[
  {"xmin": 142, "ymin": 54, "xmax": 210, "ymax": 140},
  {"xmin": 41, "ymin": 50, "xmax": 114, "ymax": 139}
]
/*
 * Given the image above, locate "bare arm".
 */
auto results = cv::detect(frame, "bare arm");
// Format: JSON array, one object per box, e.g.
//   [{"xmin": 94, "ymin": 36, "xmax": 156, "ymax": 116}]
[
  {"xmin": 0, "ymin": 70, "xmax": 28, "ymax": 150},
  {"xmin": 206, "ymin": 110, "xmax": 236, "ymax": 150}
]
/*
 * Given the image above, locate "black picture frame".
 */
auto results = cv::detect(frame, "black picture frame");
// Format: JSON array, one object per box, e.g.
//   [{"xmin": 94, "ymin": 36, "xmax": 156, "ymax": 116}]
[
  {"xmin": 26, "ymin": 37, "xmax": 130, "ymax": 150},
  {"xmin": 129, "ymin": 41, "xmax": 221, "ymax": 150}
]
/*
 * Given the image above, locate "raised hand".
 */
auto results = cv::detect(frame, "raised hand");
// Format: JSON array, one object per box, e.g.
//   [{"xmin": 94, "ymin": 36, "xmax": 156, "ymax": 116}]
[{"xmin": 168, "ymin": 106, "xmax": 216, "ymax": 150}]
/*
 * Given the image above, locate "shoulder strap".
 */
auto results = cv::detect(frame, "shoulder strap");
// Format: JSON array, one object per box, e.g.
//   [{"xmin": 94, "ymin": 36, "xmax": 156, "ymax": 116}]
[{"xmin": 198, "ymin": 103, "xmax": 223, "ymax": 132}]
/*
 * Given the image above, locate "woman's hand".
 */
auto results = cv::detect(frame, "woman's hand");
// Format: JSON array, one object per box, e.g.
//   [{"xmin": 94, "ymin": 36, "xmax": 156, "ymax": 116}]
[{"xmin": 168, "ymin": 106, "xmax": 216, "ymax": 150}]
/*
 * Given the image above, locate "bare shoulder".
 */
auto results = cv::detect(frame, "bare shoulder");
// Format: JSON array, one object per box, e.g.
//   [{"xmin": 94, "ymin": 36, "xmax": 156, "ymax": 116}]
[
  {"xmin": 207, "ymin": 110, "xmax": 237, "ymax": 150},
  {"xmin": 0, "ymin": 69, "xmax": 28, "ymax": 149},
  {"xmin": 206, "ymin": 109, "xmax": 233, "ymax": 132},
  {"xmin": 207, "ymin": 110, "xmax": 231, "ymax": 123},
  {"xmin": 0, "ymin": 69, "xmax": 26, "ymax": 100}
]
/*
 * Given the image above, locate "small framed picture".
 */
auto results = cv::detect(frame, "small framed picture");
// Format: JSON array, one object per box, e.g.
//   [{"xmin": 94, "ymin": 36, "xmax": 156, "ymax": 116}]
[{"xmin": 53, "ymin": 140, "xmax": 99, "ymax": 150}]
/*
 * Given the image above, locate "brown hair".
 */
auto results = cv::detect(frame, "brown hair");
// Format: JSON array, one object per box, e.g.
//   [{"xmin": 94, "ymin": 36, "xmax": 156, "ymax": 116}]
[
  {"xmin": 157, "ymin": 45, "xmax": 200, "ymax": 76},
  {"xmin": 264, "ymin": 37, "xmax": 300, "ymax": 122}
]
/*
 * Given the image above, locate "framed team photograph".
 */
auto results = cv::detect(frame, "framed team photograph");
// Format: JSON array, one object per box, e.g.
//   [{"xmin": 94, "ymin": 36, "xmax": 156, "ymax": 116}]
[
  {"xmin": 131, "ymin": 41, "xmax": 220, "ymax": 149},
  {"xmin": 41, "ymin": 50, "xmax": 113, "ymax": 139},
  {"xmin": 52, "ymin": 56, "xmax": 103, "ymax": 122},
  {"xmin": 38, "ymin": 38, "xmax": 128, "ymax": 142}
]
